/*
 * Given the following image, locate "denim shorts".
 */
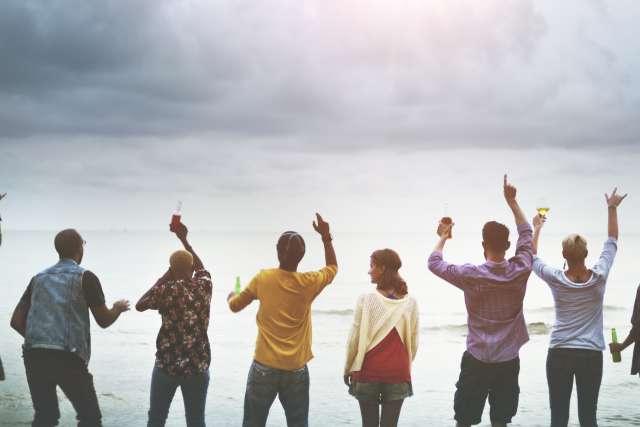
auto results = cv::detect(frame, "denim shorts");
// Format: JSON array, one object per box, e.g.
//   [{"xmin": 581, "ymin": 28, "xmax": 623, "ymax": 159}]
[{"xmin": 349, "ymin": 381, "xmax": 413, "ymax": 403}]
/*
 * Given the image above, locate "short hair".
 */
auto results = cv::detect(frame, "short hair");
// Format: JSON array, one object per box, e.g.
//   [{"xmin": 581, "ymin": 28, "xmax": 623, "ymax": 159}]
[
  {"xmin": 562, "ymin": 234, "xmax": 588, "ymax": 261},
  {"xmin": 277, "ymin": 231, "xmax": 305, "ymax": 265},
  {"xmin": 170, "ymin": 250, "xmax": 194, "ymax": 274},
  {"xmin": 482, "ymin": 221, "xmax": 510, "ymax": 252},
  {"xmin": 54, "ymin": 229, "xmax": 83, "ymax": 259}
]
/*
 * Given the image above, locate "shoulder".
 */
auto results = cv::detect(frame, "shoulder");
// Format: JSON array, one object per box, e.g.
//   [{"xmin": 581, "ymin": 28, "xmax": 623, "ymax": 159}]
[
  {"xmin": 82, "ymin": 270, "xmax": 99, "ymax": 282},
  {"xmin": 194, "ymin": 269, "xmax": 212, "ymax": 281},
  {"xmin": 404, "ymin": 295, "xmax": 419, "ymax": 310},
  {"xmin": 359, "ymin": 292, "xmax": 378, "ymax": 303}
]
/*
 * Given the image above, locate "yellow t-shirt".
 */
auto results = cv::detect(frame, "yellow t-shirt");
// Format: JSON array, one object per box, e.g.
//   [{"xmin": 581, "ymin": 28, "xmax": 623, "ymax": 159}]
[{"xmin": 229, "ymin": 265, "xmax": 338, "ymax": 370}]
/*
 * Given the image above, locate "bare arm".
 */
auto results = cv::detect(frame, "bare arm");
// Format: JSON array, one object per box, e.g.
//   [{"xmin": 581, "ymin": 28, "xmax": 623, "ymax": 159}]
[
  {"xmin": 504, "ymin": 174, "xmax": 527, "ymax": 226},
  {"xmin": 90, "ymin": 300, "xmax": 129, "ymax": 328},
  {"xmin": 10, "ymin": 301, "xmax": 29, "ymax": 337},
  {"xmin": 433, "ymin": 218, "xmax": 453, "ymax": 253},
  {"xmin": 173, "ymin": 223, "xmax": 204, "ymax": 270},
  {"xmin": 605, "ymin": 188, "xmax": 627, "ymax": 240},
  {"xmin": 532, "ymin": 214, "xmax": 545, "ymax": 255},
  {"xmin": 313, "ymin": 213, "xmax": 337, "ymax": 267}
]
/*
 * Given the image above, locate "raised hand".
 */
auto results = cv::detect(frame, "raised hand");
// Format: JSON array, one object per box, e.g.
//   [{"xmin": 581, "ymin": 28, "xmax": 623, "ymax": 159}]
[
  {"xmin": 532, "ymin": 214, "xmax": 546, "ymax": 230},
  {"xmin": 605, "ymin": 187, "xmax": 628, "ymax": 208},
  {"xmin": 503, "ymin": 174, "xmax": 517, "ymax": 203},
  {"xmin": 113, "ymin": 299, "xmax": 130, "ymax": 314},
  {"xmin": 172, "ymin": 222, "xmax": 188, "ymax": 241},
  {"xmin": 437, "ymin": 217, "xmax": 454, "ymax": 239},
  {"xmin": 312, "ymin": 213, "xmax": 330, "ymax": 238}
]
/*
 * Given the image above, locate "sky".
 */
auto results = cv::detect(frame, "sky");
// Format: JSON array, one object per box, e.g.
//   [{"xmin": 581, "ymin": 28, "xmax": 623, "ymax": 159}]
[{"xmin": 0, "ymin": 0, "xmax": 639, "ymax": 233}]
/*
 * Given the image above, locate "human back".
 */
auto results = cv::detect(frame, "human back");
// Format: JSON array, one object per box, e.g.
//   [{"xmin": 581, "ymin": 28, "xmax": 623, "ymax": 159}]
[
  {"xmin": 228, "ymin": 213, "xmax": 338, "ymax": 427},
  {"xmin": 242, "ymin": 265, "xmax": 338, "ymax": 370},
  {"xmin": 531, "ymin": 187, "xmax": 626, "ymax": 427},
  {"xmin": 26, "ymin": 260, "xmax": 90, "ymax": 362}
]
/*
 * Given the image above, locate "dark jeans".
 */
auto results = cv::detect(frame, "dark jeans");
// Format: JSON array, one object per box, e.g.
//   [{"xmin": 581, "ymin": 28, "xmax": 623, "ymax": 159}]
[
  {"xmin": 23, "ymin": 348, "xmax": 102, "ymax": 427},
  {"xmin": 454, "ymin": 351, "xmax": 520, "ymax": 425},
  {"xmin": 243, "ymin": 360, "xmax": 310, "ymax": 427},
  {"xmin": 547, "ymin": 348, "xmax": 603, "ymax": 427},
  {"xmin": 147, "ymin": 366, "xmax": 210, "ymax": 427}
]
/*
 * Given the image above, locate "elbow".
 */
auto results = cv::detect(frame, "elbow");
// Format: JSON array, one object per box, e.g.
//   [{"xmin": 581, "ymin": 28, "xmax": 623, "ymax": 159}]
[
  {"xmin": 96, "ymin": 317, "xmax": 112, "ymax": 329},
  {"xmin": 9, "ymin": 318, "xmax": 19, "ymax": 334},
  {"xmin": 10, "ymin": 318, "xmax": 26, "ymax": 337}
]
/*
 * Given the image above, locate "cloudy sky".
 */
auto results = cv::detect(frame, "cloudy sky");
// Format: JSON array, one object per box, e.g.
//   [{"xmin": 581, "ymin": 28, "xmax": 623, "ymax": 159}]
[{"xmin": 0, "ymin": 0, "xmax": 638, "ymax": 233}]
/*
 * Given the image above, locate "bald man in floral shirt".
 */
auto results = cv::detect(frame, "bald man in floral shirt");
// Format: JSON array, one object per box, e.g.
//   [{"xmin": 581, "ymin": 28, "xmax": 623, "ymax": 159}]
[{"xmin": 137, "ymin": 222, "xmax": 212, "ymax": 427}]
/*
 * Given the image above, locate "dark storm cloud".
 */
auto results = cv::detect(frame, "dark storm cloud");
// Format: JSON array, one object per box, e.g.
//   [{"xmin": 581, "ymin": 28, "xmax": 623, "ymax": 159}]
[{"xmin": 0, "ymin": 0, "xmax": 639, "ymax": 147}]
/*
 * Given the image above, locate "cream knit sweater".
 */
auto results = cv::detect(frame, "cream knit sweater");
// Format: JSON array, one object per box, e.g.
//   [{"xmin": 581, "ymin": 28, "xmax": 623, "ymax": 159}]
[{"xmin": 344, "ymin": 291, "xmax": 419, "ymax": 375}]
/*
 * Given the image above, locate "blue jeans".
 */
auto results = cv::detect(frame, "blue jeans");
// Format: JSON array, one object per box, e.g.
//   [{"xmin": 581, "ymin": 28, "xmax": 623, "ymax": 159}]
[
  {"xmin": 243, "ymin": 361, "xmax": 309, "ymax": 427},
  {"xmin": 147, "ymin": 367, "xmax": 210, "ymax": 427}
]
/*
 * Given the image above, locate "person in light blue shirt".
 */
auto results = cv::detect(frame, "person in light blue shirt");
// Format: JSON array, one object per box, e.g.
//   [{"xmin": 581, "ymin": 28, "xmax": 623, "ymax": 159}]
[{"xmin": 531, "ymin": 187, "xmax": 627, "ymax": 427}]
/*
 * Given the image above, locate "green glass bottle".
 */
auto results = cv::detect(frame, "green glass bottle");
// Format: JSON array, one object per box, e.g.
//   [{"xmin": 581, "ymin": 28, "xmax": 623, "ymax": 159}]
[
  {"xmin": 612, "ymin": 328, "xmax": 622, "ymax": 363},
  {"xmin": 235, "ymin": 276, "xmax": 241, "ymax": 295}
]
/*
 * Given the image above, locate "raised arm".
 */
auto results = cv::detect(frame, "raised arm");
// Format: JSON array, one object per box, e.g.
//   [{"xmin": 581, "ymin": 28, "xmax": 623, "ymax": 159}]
[
  {"xmin": 605, "ymin": 187, "xmax": 627, "ymax": 240},
  {"xmin": 504, "ymin": 174, "xmax": 527, "ymax": 226},
  {"xmin": 433, "ymin": 218, "xmax": 453, "ymax": 253},
  {"xmin": 136, "ymin": 268, "xmax": 172, "ymax": 312},
  {"xmin": 313, "ymin": 213, "xmax": 337, "ymax": 267},
  {"xmin": 174, "ymin": 223, "xmax": 204, "ymax": 271},
  {"xmin": 532, "ymin": 214, "xmax": 545, "ymax": 255},
  {"xmin": 428, "ymin": 219, "xmax": 472, "ymax": 289}
]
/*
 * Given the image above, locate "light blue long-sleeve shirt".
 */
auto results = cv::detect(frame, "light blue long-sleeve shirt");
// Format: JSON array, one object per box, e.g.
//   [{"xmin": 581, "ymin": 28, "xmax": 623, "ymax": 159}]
[{"xmin": 533, "ymin": 238, "xmax": 618, "ymax": 351}]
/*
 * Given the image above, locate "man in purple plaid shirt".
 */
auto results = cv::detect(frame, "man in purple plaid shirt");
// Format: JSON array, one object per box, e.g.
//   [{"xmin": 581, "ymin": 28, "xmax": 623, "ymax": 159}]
[{"xmin": 428, "ymin": 175, "xmax": 533, "ymax": 427}]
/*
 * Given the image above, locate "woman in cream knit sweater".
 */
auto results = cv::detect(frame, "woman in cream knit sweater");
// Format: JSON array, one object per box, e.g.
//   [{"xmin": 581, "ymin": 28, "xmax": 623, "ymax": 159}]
[{"xmin": 344, "ymin": 249, "xmax": 419, "ymax": 427}]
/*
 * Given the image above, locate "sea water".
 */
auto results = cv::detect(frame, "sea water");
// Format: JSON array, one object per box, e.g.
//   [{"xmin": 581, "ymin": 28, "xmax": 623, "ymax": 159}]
[{"xmin": 1, "ymin": 230, "xmax": 640, "ymax": 426}]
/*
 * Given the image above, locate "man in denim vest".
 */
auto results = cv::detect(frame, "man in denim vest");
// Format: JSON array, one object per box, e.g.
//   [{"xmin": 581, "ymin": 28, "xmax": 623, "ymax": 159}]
[{"xmin": 10, "ymin": 229, "xmax": 130, "ymax": 427}]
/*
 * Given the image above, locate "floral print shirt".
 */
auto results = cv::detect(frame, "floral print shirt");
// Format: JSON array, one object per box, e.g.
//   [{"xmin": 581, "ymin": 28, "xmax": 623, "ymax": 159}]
[{"xmin": 138, "ymin": 269, "xmax": 212, "ymax": 376}]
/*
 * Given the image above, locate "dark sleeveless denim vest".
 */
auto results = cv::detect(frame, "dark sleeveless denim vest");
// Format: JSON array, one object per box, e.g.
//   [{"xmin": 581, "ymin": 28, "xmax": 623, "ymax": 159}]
[{"xmin": 24, "ymin": 259, "xmax": 91, "ymax": 364}]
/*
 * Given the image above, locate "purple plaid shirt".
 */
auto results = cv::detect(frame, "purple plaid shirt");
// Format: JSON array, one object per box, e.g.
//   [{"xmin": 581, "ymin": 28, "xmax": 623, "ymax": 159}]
[{"xmin": 428, "ymin": 223, "xmax": 534, "ymax": 363}]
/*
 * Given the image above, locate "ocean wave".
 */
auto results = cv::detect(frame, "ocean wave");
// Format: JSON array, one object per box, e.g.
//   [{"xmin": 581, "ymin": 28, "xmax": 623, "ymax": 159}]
[
  {"xmin": 528, "ymin": 305, "xmax": 626, "ymax": 313},
  {"xmin": 422, "ymin": 322, "xmax": 551, "ymax": 335}
]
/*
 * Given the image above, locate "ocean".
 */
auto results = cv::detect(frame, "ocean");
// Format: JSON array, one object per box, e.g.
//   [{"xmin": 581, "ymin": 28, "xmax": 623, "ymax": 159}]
[{"xmin": 1, "ymin": 230, "xmax": 639, "ymax": 426}]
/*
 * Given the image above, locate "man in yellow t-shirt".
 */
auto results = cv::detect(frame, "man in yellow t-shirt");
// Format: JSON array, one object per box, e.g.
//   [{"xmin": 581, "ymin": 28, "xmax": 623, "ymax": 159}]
[{"xmin": 227, "ymin": 213, "xmax": 338, "ymax": 427}]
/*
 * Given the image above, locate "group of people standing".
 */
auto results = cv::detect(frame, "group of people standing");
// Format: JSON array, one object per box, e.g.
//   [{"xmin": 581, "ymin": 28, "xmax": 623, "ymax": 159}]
[{"xmin": 3, "ymin": 176, "xmax": 637, "ymax": 427}]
